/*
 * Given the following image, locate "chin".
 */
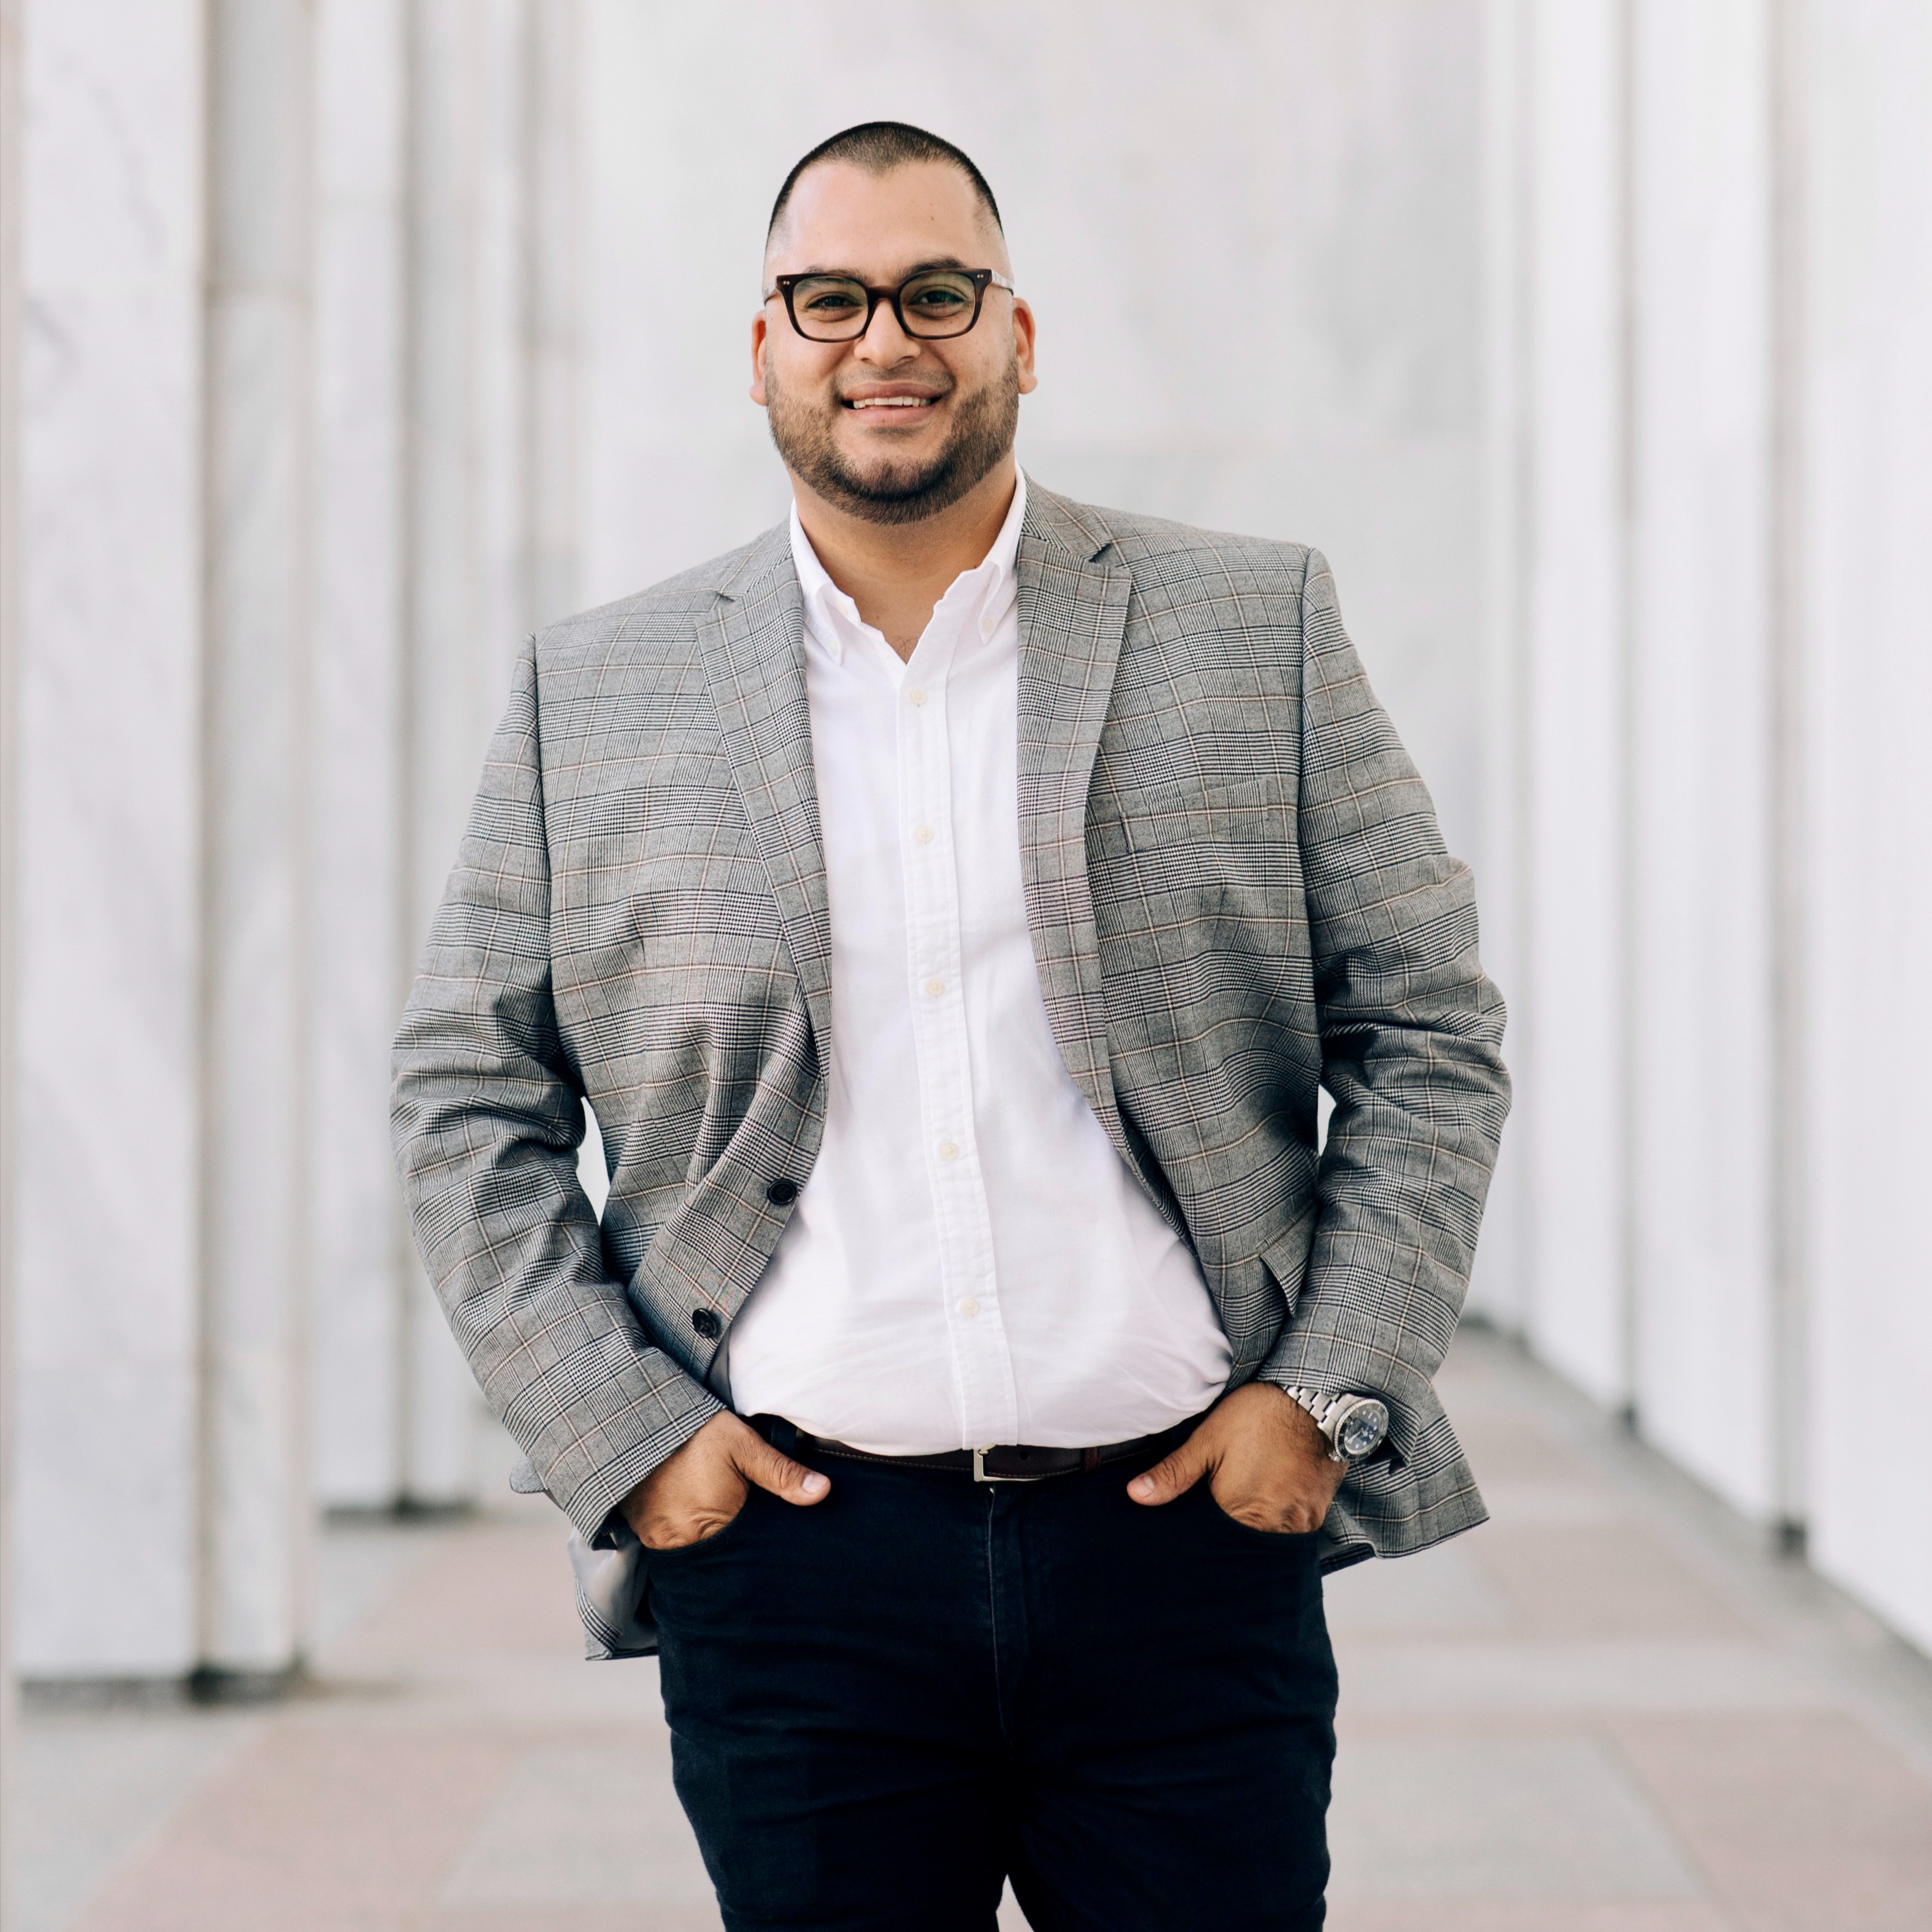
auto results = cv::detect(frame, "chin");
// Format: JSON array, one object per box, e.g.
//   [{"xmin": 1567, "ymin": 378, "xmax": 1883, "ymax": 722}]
[
  {"xmin": 843, "ymin": 464, "xmax": 938, "ymax": 500},
  {"xmin": 836, "ymin": 434, "xmax": 938, "ymax": 473},
  {"xmin": 842, "ymin": 417, "xmax": 944, "ymax": 447}
]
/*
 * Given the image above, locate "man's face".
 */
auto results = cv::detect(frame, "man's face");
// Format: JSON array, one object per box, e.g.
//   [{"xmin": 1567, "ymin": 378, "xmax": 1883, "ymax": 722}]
[{"xmin": 751, "ymin": 160, "xmax": 1037, "ymax": 524}]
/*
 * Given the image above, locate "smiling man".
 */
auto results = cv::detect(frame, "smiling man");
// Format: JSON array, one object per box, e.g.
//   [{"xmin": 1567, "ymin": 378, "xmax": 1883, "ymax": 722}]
[{"xmin": 394, "ymin": 122, "xmax": 1510, "ymax": 1931}]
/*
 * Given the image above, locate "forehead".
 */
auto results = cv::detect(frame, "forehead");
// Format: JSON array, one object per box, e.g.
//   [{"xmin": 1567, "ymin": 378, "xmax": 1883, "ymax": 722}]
[{"xmin": 767, "ymin": 160, "xmax": 1005, "ymax": 277}]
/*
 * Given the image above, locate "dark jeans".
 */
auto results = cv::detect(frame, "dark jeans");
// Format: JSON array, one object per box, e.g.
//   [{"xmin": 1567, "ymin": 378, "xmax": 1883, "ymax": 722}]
[{"xmin": 647, "ymin": 1421, "xmax": 1337, "ymax": 1932}]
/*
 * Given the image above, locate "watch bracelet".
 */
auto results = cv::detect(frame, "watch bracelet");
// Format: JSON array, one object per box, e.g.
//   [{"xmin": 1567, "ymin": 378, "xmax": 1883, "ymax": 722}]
[{"xmin": 1280, "ymin": 1384, "xmax": 1365, "ymax": 1462}]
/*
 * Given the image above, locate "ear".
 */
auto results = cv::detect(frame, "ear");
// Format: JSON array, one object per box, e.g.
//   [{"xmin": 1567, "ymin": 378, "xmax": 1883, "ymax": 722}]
[
  {"xmin": 750, "ymin": 308, "xmax": 771, "ymax": 407},
  {"xmin": 1012, "ymin": 296, "xmax": 1039, "ymax": 397}
]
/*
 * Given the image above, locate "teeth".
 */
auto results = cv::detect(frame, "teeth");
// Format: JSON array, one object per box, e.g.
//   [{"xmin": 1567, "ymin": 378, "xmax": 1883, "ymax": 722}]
[{"xmin": 849, "ymin": 396, "xmax": 933, "ymax": 408}]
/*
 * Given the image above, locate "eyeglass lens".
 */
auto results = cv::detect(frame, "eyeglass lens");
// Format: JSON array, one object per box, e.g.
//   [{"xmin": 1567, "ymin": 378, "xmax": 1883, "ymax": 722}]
[{"xmin": 790, "ymin": 271, "xmax": 983, "ymax": 341}]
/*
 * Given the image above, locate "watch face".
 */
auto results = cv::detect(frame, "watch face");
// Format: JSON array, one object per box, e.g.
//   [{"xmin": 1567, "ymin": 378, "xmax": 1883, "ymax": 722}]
[{"xmin": 1336, "ymin": 1400, "xmax": 1389, "ymax": 1460}]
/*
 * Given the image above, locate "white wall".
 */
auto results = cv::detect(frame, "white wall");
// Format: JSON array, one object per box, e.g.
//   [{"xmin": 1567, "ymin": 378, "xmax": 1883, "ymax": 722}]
[
  {"xmin": 581, "ymin": 0, "xmax": 1489, "ymax": 878},
  {"xmin": 1801, "ymin": 0, "xmax": 1932, "ymax": 1654},
  {"xmin": 15, "ymin": 0, "xmax": 206, "ymax": 1676}
]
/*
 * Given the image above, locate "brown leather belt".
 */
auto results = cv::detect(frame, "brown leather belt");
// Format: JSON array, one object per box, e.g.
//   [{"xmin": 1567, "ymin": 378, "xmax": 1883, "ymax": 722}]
[{"xmin": 772, "ymin": 1419, "xmax": 1190, "ymax": 1484}]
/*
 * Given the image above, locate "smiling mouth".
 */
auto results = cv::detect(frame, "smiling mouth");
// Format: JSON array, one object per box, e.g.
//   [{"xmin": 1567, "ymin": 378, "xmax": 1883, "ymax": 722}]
[{"xmin": 842, "ymin": 394, "xmax": 942, "ymax": 411}]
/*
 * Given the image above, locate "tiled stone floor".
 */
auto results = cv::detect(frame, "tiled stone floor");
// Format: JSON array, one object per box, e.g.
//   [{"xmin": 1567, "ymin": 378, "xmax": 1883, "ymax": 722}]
[{"xmin": 18, "ymin": 1324, "xmax": 1932, "ymax": 1930}]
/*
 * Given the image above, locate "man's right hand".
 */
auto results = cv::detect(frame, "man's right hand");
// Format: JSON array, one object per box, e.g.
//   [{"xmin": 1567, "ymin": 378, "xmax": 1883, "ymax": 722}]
[{"xmin": 620, "ymin": 1412, "xmax": 830, "ymax": 1551}]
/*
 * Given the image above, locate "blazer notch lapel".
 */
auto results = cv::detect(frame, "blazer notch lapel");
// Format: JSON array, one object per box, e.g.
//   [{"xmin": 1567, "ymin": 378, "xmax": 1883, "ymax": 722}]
[
  {"xmin": 695, "ymin": 547, "xmax": 833, "ymax": 1070},
  {"xmin": 1014, "ymin": 502, "xmax": 1135, "ymax": 1157}
]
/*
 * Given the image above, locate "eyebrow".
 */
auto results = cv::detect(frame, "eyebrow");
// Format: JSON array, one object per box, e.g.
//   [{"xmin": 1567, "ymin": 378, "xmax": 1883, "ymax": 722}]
[{"xmin": 786, "ymin": 255, "xmax": 978, "ymax": 281}]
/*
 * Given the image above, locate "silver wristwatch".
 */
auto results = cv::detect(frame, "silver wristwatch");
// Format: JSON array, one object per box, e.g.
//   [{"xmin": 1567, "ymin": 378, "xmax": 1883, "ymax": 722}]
[{"xmin": 1280, "ymin": 1386, "xmax": 1390, "ymax": 1464}]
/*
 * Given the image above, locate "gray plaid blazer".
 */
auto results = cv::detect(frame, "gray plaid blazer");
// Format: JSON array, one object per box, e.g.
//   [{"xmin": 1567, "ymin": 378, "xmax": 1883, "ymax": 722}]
[{"xmin": 393, "ymin": 483, "xmax": 1510, "ymax": 1655}]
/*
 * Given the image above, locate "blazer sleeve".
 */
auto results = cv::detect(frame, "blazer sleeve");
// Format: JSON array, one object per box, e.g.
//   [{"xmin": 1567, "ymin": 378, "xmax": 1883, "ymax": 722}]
[
  {"xmin": 391, "ymin": 638, "xmax": 722, "ymax": 1545},
  {"xmin": 1258, "ymin": 549, "xmax": 1512, "ymax": 1444}
]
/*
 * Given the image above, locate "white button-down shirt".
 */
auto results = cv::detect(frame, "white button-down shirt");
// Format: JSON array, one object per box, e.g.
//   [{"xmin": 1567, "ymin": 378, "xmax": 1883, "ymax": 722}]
[{"xmin": 725, "ymin": 474, "xmax": 1231, "ymax": 1454}]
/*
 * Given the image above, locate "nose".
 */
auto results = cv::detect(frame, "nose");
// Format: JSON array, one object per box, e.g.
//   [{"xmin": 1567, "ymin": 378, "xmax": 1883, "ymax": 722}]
[{"xmin": 853, "ymin": 291, "xmax": 918, "ymax": 363}]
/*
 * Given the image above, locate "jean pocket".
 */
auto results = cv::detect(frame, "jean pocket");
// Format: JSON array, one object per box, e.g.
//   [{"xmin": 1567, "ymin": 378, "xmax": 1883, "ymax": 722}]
[
  {"xmin": 642, "ymin": 1494, "xmax": 759, "ymax": 1562},
  {"xmin": 1199, "ymin": 1484, "xmax": 1321, "ymax": 1547}
]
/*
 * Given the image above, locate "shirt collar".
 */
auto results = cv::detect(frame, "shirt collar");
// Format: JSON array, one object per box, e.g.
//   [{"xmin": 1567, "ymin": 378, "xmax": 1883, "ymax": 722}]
[{"xmin": 789, "ymin": 470, "xmax": 1029, "ymax": 667}]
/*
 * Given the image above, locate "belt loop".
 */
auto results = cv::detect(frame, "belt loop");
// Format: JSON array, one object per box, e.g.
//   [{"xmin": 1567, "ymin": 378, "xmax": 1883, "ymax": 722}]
[
  {"xmin": 1083, "ymin": 1445, "xmax": 1101, "ymax": 1472},
  {"xmin": 759, "ymin": 1414, "xmax": 799, "ymax": 1456}
]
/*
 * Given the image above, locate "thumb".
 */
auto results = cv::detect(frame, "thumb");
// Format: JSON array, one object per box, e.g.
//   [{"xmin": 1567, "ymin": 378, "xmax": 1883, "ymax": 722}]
[
  {"xmin": 736, "ymin": 1431, "xmax": 830, "ymax": 1507},
  {"xmin": 1128, "ymin": 1431, "xmax": 1213, "ymax": 1507}
]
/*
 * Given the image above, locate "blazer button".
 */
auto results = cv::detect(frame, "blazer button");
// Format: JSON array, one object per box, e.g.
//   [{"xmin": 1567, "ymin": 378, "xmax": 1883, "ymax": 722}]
[
  {"xmin": 765, "ymin": 1179, "xmax": 800, "ymax": 1207},
  {"xmin": 690, "ymin": 1308, "xmax": 722, "ymax": 1340}
]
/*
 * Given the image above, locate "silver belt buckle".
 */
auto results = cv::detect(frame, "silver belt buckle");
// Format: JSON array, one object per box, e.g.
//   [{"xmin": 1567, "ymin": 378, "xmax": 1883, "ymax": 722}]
[{"xmin": 972, "ymin": 1445, "xmax": 1038, "ymax": 1484}]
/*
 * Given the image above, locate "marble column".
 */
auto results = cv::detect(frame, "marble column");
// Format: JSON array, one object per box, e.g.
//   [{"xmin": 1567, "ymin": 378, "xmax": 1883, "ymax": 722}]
[
  {"xmin": 1, "ymin": 0, "xmax": 24, "ymax": 1885},
  {"xmin": 1626, "ymin": 0, "xmax": 1777, "ymax": 1518},
  {"xmin": 527, "ymin": 3, "xmax": 597, "ymax": 1210},
  {"xmin": 1484, "ymin": 0, "xmax": 1932, "ymax": 1657},
  {"xmin": 526, "ymin": 0, "xmax": 584, "ymax": 634},
  {"xmin": 1520, "ymin": 0, "xmax": 1631, "ymax": 1406},
  {"xmin": 1470, "ymin": 0, "xmax": 1533, "ymax": 1330},
  {"xmin": 311, "ymin": 0, "xmax": 409, "ymax": 1512},
  {"xmin": 199, "ymin": 0, "xmax": 314, "ymax": 1677},
  {"xmin": 15, "ymin": 0, "xmax": 207, "ymax": 1680},
  {"xmin": 399, "ymin": 0, "xmax": 535, "ymax": 1504},
  {"xmin": 473, "ymin": 0, "xmax": 533, "ymax": 682},
  {"xmin": 1799, "ymin": 0, "xmax": 1932, "ymax": 1654}
]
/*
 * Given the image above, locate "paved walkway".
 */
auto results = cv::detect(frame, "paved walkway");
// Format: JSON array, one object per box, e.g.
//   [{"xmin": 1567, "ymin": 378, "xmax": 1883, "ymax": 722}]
[{"xmin": 17, "ymin": 1325, "xmax": 1932, "ymax": 1930}]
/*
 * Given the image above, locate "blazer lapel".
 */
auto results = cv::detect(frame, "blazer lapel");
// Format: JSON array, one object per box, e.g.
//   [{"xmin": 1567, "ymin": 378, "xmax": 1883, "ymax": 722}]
[
  {"xmin": 1014, "ymin": 488, "xmax": 1136, "ymax": 1163},
  {"xmin": 697, "ymin": 533, "xmax": 834, "ymax": 1072}
]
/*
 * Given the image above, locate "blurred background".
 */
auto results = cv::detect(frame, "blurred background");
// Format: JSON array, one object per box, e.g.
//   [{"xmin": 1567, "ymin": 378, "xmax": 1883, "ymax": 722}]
[{"xmin": 1, "ymin": 1, "xmax": 1929, "ymax": 1927}]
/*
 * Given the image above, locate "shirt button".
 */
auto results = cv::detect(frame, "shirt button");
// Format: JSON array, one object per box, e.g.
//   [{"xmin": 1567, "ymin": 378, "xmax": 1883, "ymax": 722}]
[
  {"xmin": 913, "ymin": 825, "xmax": 934, "ymax": 844},
  {"xmin": 690, "ymin": 1307, "xmax": 722, "ymax": 1339},
  {"xmin": 958, "ymin": 1296, "xmax": 981, "ymax": 1318},
  {"xmin": 907, "ymin": 685, "xmax": 927, "ymax": 707},
  {"xmin": 924, "ymin": 977, "xmax": 945, "ymax": 998},
  {"xmin": 938, "ymin": 1139, "xmax": 959, "ymax": 1162},
  {"xmin": 980, "ymin": 613, "xmax": 994, "ymax": 635}
]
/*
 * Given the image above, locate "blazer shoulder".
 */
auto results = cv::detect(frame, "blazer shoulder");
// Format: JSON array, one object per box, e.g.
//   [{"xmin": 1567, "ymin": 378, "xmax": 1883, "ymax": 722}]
[
  {"xmin": 1031, "ymin": 484, "xmax": 1318, "ymax": 600},
  {"xmin": 531, "ymin": 526, "xmax": 786, "ymax": 675}
]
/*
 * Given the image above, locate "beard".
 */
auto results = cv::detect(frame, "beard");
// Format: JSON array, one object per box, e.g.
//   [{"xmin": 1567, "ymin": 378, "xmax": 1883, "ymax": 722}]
[{"xmin": 765, "ymin": 355, "xmax": 1020, "ymax": 526}]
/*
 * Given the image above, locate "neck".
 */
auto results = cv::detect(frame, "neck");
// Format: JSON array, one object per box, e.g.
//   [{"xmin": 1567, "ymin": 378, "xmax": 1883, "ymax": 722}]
[{"xmin": 791, "ymin": 457, "xmax": 1018, "ymax": 661}]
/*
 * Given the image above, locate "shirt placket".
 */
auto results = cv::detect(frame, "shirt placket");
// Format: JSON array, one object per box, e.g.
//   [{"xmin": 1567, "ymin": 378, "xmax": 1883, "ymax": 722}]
[{"xmin": 893, "ymin": 611, "xmax": 1021, "ymax": 1448}]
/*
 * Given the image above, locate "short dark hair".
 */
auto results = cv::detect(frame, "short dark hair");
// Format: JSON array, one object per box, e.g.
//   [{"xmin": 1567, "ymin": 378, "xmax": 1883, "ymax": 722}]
[{"xmin": 767, "ymin": 121, "xmax": 1003, "ymax": 245}]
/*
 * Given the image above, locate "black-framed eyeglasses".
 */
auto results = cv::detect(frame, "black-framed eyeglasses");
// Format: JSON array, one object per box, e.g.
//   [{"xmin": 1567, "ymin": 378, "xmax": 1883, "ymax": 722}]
[{"xmin": 765, "ymin": 268, "xmax": 1017, "ymax": 342}]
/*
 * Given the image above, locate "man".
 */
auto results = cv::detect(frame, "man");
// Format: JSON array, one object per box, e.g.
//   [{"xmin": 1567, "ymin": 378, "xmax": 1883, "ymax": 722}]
[{"xmin": 394, "ymin": 121, "xmax": 1508, "ymax": 1931}]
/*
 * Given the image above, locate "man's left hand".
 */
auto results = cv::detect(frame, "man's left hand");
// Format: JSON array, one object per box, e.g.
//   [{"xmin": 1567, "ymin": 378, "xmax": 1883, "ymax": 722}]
[{"xmin": 1127, "ymin": 1382, "xmax": 1344, "ymax": 1533}]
